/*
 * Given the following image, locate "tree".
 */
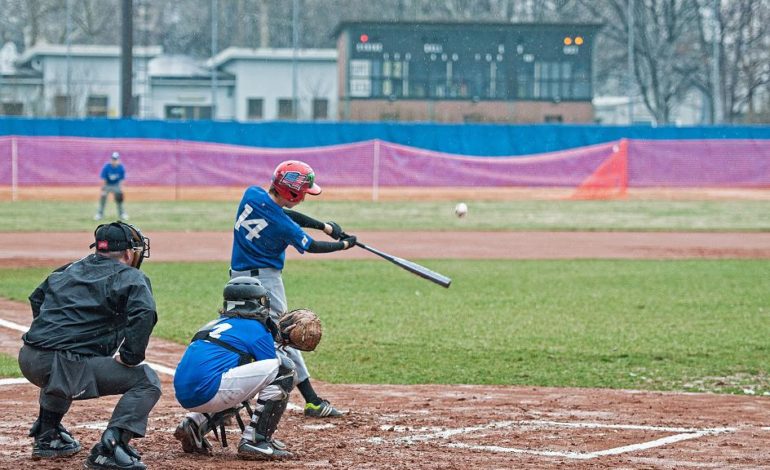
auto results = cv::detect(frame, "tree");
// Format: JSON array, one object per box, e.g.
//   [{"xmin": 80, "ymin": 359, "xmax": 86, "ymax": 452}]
[
  {"xmin": 693, "ymin": 0, "xmax": 770, "ymax": 123},
  {"xmin": 576, "ymin": 0, "xmax": 704, "ymax": 124}
]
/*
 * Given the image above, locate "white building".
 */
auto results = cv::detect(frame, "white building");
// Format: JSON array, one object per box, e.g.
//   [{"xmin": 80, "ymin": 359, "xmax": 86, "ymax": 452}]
[
  {"xmin": 593, "ymin": 94, "xmax": 706, "ymax": 126},
  {"xmin": 147, "ymin": 54, "xmax": 234, "ymax": 120},
  {"xmin": 9, "ymin": 44, "xmax": 162, "ymax": 118},
  {"xmin": 209, "ymin": 48, "xmax": 337, "ymax": 121},
  {"xmin": 0, "ymin": 42, "xmax": 337, "ymax": 122}
]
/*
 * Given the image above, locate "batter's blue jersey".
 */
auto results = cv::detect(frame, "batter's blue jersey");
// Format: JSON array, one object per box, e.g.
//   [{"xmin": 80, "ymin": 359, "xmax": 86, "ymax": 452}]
[
  {"xmin": 100, "ymin": 163, "xmax": 125, "ymax": 184},
  {"xmin": 174, "ymin": 316, "xmax": 277, "ymax": 409},
  {"xmin": 230, "ymin": 186, "xmax": 312, "ymax": 271}
]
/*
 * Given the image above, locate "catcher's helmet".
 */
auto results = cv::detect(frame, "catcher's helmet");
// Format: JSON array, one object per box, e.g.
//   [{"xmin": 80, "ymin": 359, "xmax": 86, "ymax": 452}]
[
  {"xmin": 270, "ymin": 160, "xmax": 322, "ymax": 203},
  {"xmin": 223, "ymin": 276, "xmax": 271, "ymax": 319},
  {"xmin": 90, "ymin": 221, "xmax": 150, "ymax": 268}
]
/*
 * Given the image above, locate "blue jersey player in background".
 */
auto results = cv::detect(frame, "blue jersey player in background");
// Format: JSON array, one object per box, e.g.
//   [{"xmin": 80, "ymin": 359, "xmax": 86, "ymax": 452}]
[
  {"xmin": 94, "ymin": 151, "xmax": 128, "ymax": 221},
  {"xmin": 230, "ymin": 160, "xmax": 356, "ymax": 418}
]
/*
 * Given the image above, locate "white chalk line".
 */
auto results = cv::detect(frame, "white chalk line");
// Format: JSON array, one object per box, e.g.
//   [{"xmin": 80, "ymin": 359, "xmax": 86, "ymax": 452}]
[
  {"xmin": 0, "ymin": 313, "xmax": 744, "ymax": 459},
  {"xmin": 369, "ymin": 419, "xmax": 735, "ymax": 460},
  {"xmin": 0, "ymin": 317, "xmax": 176, "ymax": 377},
  {"xmin": 0, "ymin": 378, "xmax": 28, "ymax": 386}
]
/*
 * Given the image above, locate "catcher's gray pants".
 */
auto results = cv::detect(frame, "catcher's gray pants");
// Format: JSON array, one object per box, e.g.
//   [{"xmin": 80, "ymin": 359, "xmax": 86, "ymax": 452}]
[
  {"xmin": 230, "ymin": 267, "xmax": 310, "ymax": 383},
  {"xmin": 97, "ymin": 183, "xmax": 125, "ymax": 217},
  {"xmin": 18, "ymin": 344, "xmax": 162, "ymax": 437}
]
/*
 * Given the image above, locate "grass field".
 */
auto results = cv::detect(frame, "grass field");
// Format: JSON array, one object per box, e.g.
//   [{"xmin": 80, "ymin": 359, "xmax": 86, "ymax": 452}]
[
  {"xmin": 0, "ymin": 353, "xmax": 21, "ymax": 378},
  {"xmin": 1, "ymin": 199, "xmax": 769, "ymax": 232},
  {"xmin": 1, "ymin": 259, "xmax": 768, "ymax": 394}
]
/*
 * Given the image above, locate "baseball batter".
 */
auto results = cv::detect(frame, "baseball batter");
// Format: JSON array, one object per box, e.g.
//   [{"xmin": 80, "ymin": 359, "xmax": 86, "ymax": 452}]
[
  {"xmin": 173, "ymin": 277, "xmax": 322, "ymax": 460},
  {"xmin": 94, "ymin": 151, "xmax": 128, "ymax": 221},
  {"xmin": 230, "ymin": 160, "xmax": 355, "ymax": 417}
]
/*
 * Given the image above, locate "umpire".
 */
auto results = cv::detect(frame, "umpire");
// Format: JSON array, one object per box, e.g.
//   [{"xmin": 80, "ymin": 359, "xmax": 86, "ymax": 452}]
[{"xmin": 18, "ymin": 221, "xmax": 160, "ymax": 470}]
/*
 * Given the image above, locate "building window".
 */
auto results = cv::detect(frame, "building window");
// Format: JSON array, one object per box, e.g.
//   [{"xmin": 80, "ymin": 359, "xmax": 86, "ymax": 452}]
[
  {"xmin": 544, "ymin": 114, "xmax": 563, "ymax": 123},
  {"xmin": 132, "ymin": 95, "xmax": 141, "ymax": 116},
  {"xmin": 164, "ymin": 105, "xmax": 212, "ymax": 120},
  {"xmin": 86, "ymin": 95, "xmax": 108, "ymax": 117},
  {"xmin": 516, "ymin": 65, "xmax": 534, "ymax": 99},
  {"xmin": 0, "ymin": 102, "xmax": 23, "ymax": 116},
  {"xmin": 573, "ymin": 65, "xmax": 591, "ymax": 99},
  {"xmin": 350, "ymin": 59, "xmax": 373, "ymax": 97},
  {"xmin": 54, "ymin": 95, "xmax": 71, "ymax": 117},
  {"xmin": 312, "ymin": 98, "xmax": 328, "ymax": 120},
  {"xmin": 247, "ymin": 98, "xmax": 263, "ymax": 120},
  {"xmin": 277, "ymin": 99, "xmax": 295, "ymax": 119},
  {"xmin": 533, "ymin": 61, "xmax": 587, "ymax": 100}
]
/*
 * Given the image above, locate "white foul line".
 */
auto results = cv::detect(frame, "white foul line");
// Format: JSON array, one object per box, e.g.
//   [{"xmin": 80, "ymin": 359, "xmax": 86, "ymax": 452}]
[
  {"xmin": 0, "ymin": 318, "xmax": 26, "ymax": 333},
  {"xmin": 0, "ymin": 317, "xmax": 175, "ymax": 378},
  {"xmin": 369, "ymin": 419, "xmax": 735, "ymax": 460},
  {"xmin": 0, "ymin": 378, "xmax": 29, "ymax": 386}
]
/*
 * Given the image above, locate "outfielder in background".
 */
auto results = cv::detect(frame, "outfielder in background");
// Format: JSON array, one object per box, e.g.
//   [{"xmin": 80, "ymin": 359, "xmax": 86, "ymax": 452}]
[
  {"xmin": 95, "ymin": 151, "xmax": 128, "ymax": 221},
  {"xmin": 230, "ymin": 160, "xmax": 356, "ymax": 418},
  {"xmin": 173, "ymin": 277, "xmax": 323, "ymax": 460},
  {"xmin": 18, "ymin": 222, "xmax": 159, "ymax": 470}
]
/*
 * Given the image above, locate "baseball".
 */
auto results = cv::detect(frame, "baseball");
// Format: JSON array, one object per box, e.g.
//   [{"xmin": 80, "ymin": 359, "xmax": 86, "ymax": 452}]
[{"xmin": 454, "ymin": 202, "xmax": 468, "ymax": 218}]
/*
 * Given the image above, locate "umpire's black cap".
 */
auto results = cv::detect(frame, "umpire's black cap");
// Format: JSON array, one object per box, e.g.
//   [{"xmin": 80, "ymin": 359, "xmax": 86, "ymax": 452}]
[{"xmin": 90, "ymin": 222, "xmax": 144, "ymax": 253}]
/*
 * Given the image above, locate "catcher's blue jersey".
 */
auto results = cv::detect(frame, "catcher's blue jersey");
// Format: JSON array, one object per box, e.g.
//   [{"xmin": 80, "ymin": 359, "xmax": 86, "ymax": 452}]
[
  {"xmin": 230, "ymin": 186, "xmax": 312, "ymax": 270},
  {"xmin": 174, "ymin": 316, "xmax": 277, "ymax": 409}
]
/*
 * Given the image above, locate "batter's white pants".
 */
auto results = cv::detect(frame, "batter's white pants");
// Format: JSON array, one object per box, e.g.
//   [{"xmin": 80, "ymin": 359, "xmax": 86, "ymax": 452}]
[{"xmin": 230, "ymin": 267, "xmax": 311, "ymax": 383}]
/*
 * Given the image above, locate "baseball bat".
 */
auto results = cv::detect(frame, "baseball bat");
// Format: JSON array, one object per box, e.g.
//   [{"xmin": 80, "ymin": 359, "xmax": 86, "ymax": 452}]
[{"xmin": 354, "ymin": 241, "xmax": 452, "ymax": 288}]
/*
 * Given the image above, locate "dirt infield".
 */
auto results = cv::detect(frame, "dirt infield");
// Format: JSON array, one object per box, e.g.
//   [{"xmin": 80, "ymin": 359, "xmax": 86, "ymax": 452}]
[
  {"xmin": 1, "ymin": 231, "xmax": 769, "ymax": 268},
  {"xmin": 1, "ymin": 230, "xmax": 769, "ymax": 468}
]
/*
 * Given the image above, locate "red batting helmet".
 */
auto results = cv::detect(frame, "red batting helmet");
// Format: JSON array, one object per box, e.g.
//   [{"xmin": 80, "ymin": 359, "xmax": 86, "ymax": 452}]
[{"xmin": 271, "ymin": 160, "xmax": 322, "ymax": 203}]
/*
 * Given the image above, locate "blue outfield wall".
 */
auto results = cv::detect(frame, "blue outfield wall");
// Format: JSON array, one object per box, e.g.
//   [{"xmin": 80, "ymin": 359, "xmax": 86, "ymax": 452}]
[{"xmin": 0, "ymin": 117, "xmax": 768, "ymax": 156}]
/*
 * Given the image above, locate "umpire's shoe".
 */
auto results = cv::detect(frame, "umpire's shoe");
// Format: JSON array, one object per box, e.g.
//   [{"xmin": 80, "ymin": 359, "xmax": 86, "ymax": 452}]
[
  {"xmin": 304, "ymin": 398, "xmax": 343, "ymax": 418},
  {"xmin": 174, "ymin": 417, "xmax": 212, "ymax": 455},
  {"xmin": 85, "ymin": 428, "xmax": 144, "ymax": 470},
  {"xmin": 237, "ymin": 436, "xmax": 293, "ymax": 461},
  {"xmin": 31, "ymin": 426, "xmax": 82, "ymax": 460}
]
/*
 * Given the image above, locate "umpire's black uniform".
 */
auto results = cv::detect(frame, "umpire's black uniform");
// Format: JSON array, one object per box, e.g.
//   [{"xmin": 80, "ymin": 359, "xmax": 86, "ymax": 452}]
[{"xmin": 18, "ymin": 222, "xmax": 160, "ymax": 469}]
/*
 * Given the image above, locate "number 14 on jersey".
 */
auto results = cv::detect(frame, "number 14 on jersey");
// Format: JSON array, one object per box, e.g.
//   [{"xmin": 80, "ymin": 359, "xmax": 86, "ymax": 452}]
[{"xmin": 235, "ymin": 204, "xmax": 268, "ymax": 240}]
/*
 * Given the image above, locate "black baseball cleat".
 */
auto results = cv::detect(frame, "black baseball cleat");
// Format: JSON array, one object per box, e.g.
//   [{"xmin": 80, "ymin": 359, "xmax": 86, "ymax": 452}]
[
  {"xmin": 84, "ymin": 441, "xmax": 144, "ymax": 470},
  {"xmin": 85, "ymin": 427, "xmax": 144, "ymax": 469},
  {"xmin": 174, "ymin": 417, "xmax": 212, "ymax": 455},
  {"xmin": 31, "ymin": 426, "xmax": 82, "ymax": 460},
  {"xmin": 237, "ymin": 438, "xmax": 293, "ymax": 461}
]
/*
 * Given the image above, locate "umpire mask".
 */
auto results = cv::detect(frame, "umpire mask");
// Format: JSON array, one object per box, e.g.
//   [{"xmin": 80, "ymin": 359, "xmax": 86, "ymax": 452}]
[{"xmin": 91, "ymin": 222, "xmax": 151, "ymax": 268}]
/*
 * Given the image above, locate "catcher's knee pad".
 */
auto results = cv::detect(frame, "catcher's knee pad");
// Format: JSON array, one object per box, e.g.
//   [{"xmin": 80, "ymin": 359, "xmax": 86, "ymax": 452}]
[
  {"xmin": 272, "ymin": 362, "xmax": 296, "ymax": 399},
  {"xmin": 114, "ymin": 192, "xmax": 124, "ymax": 203}
]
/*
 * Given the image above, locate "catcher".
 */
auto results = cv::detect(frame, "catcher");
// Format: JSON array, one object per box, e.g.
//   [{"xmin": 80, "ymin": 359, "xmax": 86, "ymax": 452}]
[{"xmin": 173, "ymin": 277, "xmax": 322, "ymax": 460}]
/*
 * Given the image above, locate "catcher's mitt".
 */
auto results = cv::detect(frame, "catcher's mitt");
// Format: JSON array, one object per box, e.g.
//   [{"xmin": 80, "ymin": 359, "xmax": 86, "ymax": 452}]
[{"xmin": 279, "ymin": 308, "xmax": 322, "ymax": 351}]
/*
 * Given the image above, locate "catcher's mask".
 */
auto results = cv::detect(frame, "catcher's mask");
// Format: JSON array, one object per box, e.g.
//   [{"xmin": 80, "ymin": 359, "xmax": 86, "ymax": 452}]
[
  {"xmin": 90, "ymin": 221, "xmax": 150, "ymax": 268},
  {"xmin": 222, "ymin": 276, "xmax": 271, "ymax": 320}
]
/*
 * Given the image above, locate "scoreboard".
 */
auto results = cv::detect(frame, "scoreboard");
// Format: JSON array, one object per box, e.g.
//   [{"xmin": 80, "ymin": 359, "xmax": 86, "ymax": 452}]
[{"xmin": 338, "ymin": 22, "xmax": 601, "ymax": 103}]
